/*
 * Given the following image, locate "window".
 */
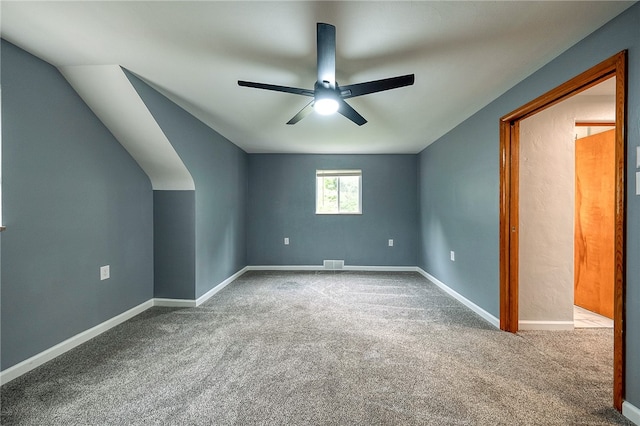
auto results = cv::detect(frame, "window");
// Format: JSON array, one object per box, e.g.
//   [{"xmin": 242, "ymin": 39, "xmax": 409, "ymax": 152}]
[{"xmin": 316, "ymin": 170, "xmax": 362, "ymax": 214}]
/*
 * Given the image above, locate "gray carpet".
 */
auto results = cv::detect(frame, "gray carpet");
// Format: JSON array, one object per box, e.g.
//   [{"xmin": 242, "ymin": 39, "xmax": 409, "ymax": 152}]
[{"xmin": 1, "ymin": 271, "xmax": 632, "ymax": 425}]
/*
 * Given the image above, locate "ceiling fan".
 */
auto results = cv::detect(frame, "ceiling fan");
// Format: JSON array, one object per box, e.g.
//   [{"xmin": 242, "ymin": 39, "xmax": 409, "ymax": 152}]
[{"xmin": 238, "ymin": 23, "xmax": 415, "ymax": 126}]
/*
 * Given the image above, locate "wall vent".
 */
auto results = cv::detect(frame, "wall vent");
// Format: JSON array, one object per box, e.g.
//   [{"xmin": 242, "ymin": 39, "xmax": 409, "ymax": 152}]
[{"xmin": 323, "ymin": 260, "xmax": 345, "ymax": 270}]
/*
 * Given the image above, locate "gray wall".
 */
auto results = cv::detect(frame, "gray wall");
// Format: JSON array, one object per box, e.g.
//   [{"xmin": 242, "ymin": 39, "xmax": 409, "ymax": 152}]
[
  {"xmin": 248, "ymin": 154, "xmax": 417, "ymax": 266},
  {"xmin": 417, "ymin": 114, "xmax": 499, "ymax": 315},
  {"xmin": 0, "ymin": 40, "xmax": 153, "ymax": 370},
  {"xmin": 153, "ymin": 190, "xmax": 196, "ymax": 299},
  {"xmin": 417, "ymin": 3, "xmax": 640, "ymax": 407},
  {"xmin": 125, "ymin": 72, "xmax": 248, "ymax": 299}
]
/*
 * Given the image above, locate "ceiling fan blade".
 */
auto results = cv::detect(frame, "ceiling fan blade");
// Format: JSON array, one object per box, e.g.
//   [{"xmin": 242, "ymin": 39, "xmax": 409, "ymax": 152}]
[
  {"xmin": 238, "ymin": 80, "xmax": 314, "ymax": 97},
  {"xmin": 317, "ymin": 23, "xmax": 336, "ymax": 87},
  {"xmin": 340, "ymin": 74, "xmax": 415, "ymax": 99},
  {"xmin": 286, "ymin": 101, "xmax": 314, "ymax": 125},
  {"xmin": 337, "ymin": 99, "xmax": 367, "ymax": 126}
]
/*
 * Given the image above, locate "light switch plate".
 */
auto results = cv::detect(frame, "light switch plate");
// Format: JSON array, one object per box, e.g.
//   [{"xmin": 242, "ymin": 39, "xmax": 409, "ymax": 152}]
[
  {"xmin": 284, "ymin": 237, "xmax": 289, "ymax": 245},
  {"xmin": 388, "ymin": 239, "xmax": 394, "ymax": 247},
  {"xmin": 636, "ymin": 172, "xmax": 640, "ymax": 195}
]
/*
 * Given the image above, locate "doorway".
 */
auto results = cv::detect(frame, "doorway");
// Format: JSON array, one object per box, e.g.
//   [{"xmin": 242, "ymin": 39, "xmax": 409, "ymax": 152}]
[
  {"xmin": 516, "ymin": 91, "xmax": 616, "ymax": 331},
  {"xmin": 499, "ymin": 51, "xmax": 627, "ymax": 410}
]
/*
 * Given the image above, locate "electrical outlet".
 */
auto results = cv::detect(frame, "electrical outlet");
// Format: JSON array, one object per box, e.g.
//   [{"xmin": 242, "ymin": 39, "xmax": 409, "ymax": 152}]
[
  {"xmin": 450, "ymin": 251, "xmax": 455, "ymax": 261},
  {"xmin": 100, "ymin": 265, "xmax": 110, "ymax": 280},
  {"xmin": 284, "ymin": 237, "xmax": 290, "ymax": 245},
  {"xmin": 388, "ymin": 239, "xmax": 394, "ymax": 247}
]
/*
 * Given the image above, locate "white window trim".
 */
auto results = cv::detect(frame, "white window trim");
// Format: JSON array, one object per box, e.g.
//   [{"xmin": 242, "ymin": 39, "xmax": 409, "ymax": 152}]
[{"xmin": 315, "ymin": 169, "xmax": 362, "ymax": 215}]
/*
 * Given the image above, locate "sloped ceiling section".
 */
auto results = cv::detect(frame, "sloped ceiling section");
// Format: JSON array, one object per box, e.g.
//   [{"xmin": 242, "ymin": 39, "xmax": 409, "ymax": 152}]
[{"xmin": 59, "ymin": 65, "xmax": 195, "ymax": 190}]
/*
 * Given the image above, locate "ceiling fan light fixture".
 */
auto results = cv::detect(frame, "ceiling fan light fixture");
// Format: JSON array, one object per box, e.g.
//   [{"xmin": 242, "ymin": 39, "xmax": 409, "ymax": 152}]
[
  {"xmin": 314, "ymin": 97, "xmax": 339, "ymax": 115},
  {"xmin": 238, "ymin": 23, "xmax": 414, "ymax": 125}
]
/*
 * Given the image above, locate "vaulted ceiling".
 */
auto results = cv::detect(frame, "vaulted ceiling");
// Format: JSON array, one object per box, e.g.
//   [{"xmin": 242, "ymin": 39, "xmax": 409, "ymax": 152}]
[{"xmin": 1, "ymin": 1, "xmax": 633, "ymax": 154}]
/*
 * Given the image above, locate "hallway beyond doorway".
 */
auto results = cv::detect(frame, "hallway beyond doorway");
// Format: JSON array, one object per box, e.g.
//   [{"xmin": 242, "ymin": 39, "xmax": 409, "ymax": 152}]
[{"xmin": 575, "ymin": 305, "xmax": 614, "ymax": 328}]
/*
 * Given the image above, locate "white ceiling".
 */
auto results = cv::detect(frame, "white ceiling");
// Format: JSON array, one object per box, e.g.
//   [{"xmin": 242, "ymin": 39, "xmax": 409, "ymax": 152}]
[{"xmin": 0, "ymin": 1, "xmax": 633, "ymax": 154}]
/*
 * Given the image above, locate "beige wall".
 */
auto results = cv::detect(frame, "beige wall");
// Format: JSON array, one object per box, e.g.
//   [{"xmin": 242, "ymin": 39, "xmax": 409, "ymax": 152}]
[{"xmin": 518, "ymin": 94, "xmax": 614, "ymax": 328}]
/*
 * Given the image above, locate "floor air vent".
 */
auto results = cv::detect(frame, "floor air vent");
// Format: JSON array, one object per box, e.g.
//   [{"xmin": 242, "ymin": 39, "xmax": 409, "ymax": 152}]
[{"xmin": 323, "ymin": 260, "xmax": 345, "ymax": 270}]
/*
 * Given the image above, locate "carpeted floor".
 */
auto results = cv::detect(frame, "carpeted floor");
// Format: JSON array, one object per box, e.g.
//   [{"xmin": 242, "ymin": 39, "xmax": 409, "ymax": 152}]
[{"xmin": 1, "ymin": 271, "xmax": 632, "ymax": 425}]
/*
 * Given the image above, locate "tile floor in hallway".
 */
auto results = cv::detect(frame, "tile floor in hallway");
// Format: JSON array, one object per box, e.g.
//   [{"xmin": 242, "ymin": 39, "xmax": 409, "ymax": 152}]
[{"xmin": 574, "ymin": 305, "xmax": 614, "ymax": 328}]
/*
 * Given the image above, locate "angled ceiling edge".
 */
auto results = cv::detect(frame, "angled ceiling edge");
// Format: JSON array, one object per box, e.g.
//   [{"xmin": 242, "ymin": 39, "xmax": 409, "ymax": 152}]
[{"xmin": 58, "ymin": 65, "xmax": 195, "ymax": 190}]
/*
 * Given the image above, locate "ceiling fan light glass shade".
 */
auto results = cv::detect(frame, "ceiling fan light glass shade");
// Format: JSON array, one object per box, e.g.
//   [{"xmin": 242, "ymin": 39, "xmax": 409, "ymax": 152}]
[{"xmin": 314, "ymin": 98, "xmax": 339, "ymax": 115}]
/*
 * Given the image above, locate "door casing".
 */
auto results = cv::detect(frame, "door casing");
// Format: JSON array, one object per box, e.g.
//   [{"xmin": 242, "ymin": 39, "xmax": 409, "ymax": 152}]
[{"xmin": 499, "ymin": 51, "xmax": 627, "ymax": 411}]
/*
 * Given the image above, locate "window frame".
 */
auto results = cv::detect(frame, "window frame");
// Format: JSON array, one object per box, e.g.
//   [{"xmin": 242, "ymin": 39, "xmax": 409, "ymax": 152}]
[{"xmin": 315, "ymin": 169, "xmax": 362, "ymax": 215}]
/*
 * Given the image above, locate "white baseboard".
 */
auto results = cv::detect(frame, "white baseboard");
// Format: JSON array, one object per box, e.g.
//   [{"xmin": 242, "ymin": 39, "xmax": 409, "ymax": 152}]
[
  {"xmin": 623, "ymin": 400, "xmax": 640, "ymax": 425},
  {"xmin": 518, "ymin": 320, "xmax": 574, "ymax": 331},
  {"xmin": 343, "ymin": 265, "xmax": 417, "ymax": 272},
  {"xmin": 0, "ymin": 299, "xmax": 153, "ymax": 386},
  {"xmin": 416, "ymin": 268, "xmax": 500, "ymax": 329},
  {"xmin": 153, "ymin": 298, "xmax": 196, "ymax": 308},
  {"xmin": 195, "ymin": 266, "xmax": 248, "ymax": 306},
  {"xmin": 246, "ymin": 265, "xmax": 324, "ymax": 271},
  {"xmin": 247, "ymin": 265, "xmax": 417, "ymax": 272},
  {"xmin": 153, "ymin": 267, "xmax": 249, "ymax": 308}
]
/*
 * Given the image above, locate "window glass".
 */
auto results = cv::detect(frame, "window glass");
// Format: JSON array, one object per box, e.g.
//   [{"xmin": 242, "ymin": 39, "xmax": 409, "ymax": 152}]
[{"xmin": 316, "ymin": 170, "xmax": 361, "ymax": 214}]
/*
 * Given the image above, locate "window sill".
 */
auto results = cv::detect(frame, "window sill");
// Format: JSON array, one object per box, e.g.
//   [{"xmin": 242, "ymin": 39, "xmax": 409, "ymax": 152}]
[{"xmin": 315, "ymin": 212, "xmax": 362, "ymax": 215}]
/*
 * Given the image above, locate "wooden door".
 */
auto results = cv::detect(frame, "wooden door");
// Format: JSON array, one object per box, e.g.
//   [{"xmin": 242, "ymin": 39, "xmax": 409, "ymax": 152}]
[{"xmin": 574, "ymin": 129, "xmax": 615, "ymax": 319}]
